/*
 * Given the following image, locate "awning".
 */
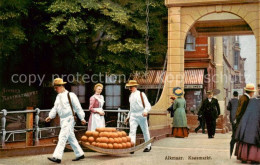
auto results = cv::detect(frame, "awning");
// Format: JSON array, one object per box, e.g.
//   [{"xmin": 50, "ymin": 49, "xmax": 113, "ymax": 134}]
[
  {"xmin": 184, "ymin": 69, "xmax": 204, "ymax": 84},
  {"xmin": 133, "ymin": 69, "xmax": 205, "ymax": 89},
  {"xmin": 133, "ymin": 70, "xmax": 166, "ymax": 89},
  {"xmin": 184, "ymin": 69, "xmax": 204, "ymax": 89}
]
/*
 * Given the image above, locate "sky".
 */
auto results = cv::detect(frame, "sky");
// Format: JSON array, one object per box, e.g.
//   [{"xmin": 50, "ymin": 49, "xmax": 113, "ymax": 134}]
[{"xmin": 239, "ymin": 35, "xmax": 256, "ymax": 87}]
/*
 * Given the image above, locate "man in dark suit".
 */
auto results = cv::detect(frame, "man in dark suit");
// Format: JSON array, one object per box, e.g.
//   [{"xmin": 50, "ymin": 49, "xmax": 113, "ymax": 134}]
[
  {"xmin": 199, "ymin": 90, "xmax": 220, "ymax": 138},
  {"xmin": 227, "ymin": 91, "xmax": 239, "ymax": 135}
]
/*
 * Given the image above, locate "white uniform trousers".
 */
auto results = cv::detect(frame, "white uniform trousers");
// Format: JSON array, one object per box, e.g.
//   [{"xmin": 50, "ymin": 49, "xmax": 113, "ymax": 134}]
[
  {"xmin": 53, "ymin": 116, "xmax": 84, "ymax": 159},
  {"xmin": 129, "ymin": 115, "xmax": 151, "ymax": 149}
]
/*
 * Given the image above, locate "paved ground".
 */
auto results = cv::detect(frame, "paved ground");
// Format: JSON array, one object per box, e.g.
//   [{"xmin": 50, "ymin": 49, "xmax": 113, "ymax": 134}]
[{"xmin": 0, "ymin": 133, "xmax": 246, "ymax": 165}]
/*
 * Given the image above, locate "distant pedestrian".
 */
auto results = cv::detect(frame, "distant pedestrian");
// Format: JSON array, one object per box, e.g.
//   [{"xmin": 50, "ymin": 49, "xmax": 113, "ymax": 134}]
[
  {"xmin": 167, "ymin": 96, "xmax": 176, "ymax": 135},
  {"xmin": 199, "ymin": 90, "xmax": 220, "ymax": 139},
  {"xmin": 167, "ymin": 96, "xmax": 176, "ymax": 118},
  {"xmin": 235, "ymin": 84, "xmax": 256, "ymax": 128},
  {"xmin": 171, "ymin": 87, "xmax": 189, "ymax": 138},
  {"xmin": 195, "ymin": 106, "xmax": 205, "ymax": 134},
  {"xmin": 234, "ymin": 88, "xmax": 259, "ymax": 163},
  {"xmin": 227, "ymin": 91, "xmax": 239, "ymax": 135}
]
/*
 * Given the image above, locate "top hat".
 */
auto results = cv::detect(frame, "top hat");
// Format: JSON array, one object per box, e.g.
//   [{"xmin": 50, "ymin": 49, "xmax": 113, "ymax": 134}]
[
  {"xmin": 173, "ymin": 87, "xmax": 183, "ymax": 96},
  {"xmin": 53, "ymin": 78, "xmax": 67, "ymax": 86},
  {"xmin": 244, "ymin": 83, "xmax": 257, "ymax": 92},
  {"xmin": 126, "ymin": 80, "xmax": 139, "ymax": 87}
]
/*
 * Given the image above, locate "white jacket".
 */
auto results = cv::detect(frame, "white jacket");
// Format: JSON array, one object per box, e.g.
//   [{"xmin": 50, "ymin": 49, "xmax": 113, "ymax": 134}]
[
  {"xmin": 128, "ymin": 90, "xmax": 151, "ymax": 118},
  {"xmin": 49, "ymin": 90, "xmax": 85, "ymax": 121}
]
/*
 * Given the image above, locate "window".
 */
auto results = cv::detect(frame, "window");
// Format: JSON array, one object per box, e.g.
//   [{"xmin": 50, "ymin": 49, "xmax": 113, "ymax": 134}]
[
  {"xmin": 71, "ymin": 85, "xmax": 85, "ymax": 103},
  {"xmin": 105, "ymin": 85, "xmax": 121, "ymax": 109},
  {"xmin": 185, "ymin": 32, "xmax": 196, "ymax": 51},
  {"xmin": 234, "ymin": 51, "xmax": 239, "ymax": 70},
  {"xmin": 234, "ymin": 75, "xmax": 240, "ymax": 84},
  {"xmin": 210, "ymin": 37, "xmax": 215, "ymax": 58},
  {"xmin": 223, "ymin": 37, "xmax": 228, "ymax": 57},
  {"xmin": 105, "ymin": 75, "xmax": 121, "ymax": 109}
]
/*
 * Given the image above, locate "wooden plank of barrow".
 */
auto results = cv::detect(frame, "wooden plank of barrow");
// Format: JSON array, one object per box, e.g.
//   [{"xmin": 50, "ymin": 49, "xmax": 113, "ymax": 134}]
[{"xmin": 80, "ymin": 137, "xmax": 154, "ymax": 155}]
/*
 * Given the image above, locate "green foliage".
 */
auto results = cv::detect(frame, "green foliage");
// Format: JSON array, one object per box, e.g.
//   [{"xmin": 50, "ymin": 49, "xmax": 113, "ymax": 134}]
[
  {"xmin": 45, "ymin": 0, "xmax": 167, "ymax": 74},
  {"xmin": 0, "ymin": 0, "xmax": 30, "ymax": 57},
  {"xmin": 0, "ymin": 0, "xmax": 167, "ymax": 81}
]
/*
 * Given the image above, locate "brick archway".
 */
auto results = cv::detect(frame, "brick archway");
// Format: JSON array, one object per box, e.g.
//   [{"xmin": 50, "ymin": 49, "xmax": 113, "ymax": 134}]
[{"xmin": 149, "ymin": 1, "xmax": 260, "ymax": 133}]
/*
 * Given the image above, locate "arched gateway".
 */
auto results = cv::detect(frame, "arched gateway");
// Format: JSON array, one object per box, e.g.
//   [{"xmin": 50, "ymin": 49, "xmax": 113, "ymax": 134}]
[{"xmin": 149, "ymin": 0, "xmax": 259, "ymax": 136}]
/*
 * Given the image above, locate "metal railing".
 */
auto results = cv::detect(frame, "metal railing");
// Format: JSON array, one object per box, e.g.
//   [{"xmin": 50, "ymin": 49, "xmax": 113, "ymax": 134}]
[{"xmin": 0, "ymin": 108, "xmax": 129, "ymax": 148}]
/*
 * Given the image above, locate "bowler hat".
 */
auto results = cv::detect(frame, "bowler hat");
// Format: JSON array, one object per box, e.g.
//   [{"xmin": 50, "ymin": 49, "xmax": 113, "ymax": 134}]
[{"xmin": 206, "ymin": 90, "xmax": 213, "ymax": 95}]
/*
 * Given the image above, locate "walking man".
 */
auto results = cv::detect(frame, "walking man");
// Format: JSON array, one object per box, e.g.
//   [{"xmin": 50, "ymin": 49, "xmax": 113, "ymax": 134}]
[
  {"xmin": 199, "ymin": 90, "xmax": 220, "ymax": 138},
  {"xmin": 45, "ymin": 78, "xmax": 86, "ymax": 163},
  {"xmin": 124, "ymin": 80, "xmax": 152, "ymax": 153},
  {"xmin": 227, "ymin": 91, "xmax": 239, "ymax": 134}
]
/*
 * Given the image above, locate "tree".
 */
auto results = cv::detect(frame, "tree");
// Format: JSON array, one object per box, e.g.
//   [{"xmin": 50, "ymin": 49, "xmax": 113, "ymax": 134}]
[
  {"xmin": 0, "ymin": 0, "xmax": 30, "ymax": 57},
  {"xmin": 0, "ymin": 0, "xmax": 167, "ymax": 87},
  {"xmin": 46, "ymin": 0, "xmax": 167, "ymax": 74}
]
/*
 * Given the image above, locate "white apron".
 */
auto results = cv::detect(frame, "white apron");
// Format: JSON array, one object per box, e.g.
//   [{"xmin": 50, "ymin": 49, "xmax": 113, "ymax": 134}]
[{"xmin": 90, "ymin": 95, "xmax": 105, "ymax": 131}]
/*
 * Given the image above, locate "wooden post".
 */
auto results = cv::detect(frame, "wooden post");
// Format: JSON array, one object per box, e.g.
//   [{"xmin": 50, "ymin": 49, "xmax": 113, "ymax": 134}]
[{"xmin": 26, "ymin": 107, "xmax": 34, "ymax": 146}]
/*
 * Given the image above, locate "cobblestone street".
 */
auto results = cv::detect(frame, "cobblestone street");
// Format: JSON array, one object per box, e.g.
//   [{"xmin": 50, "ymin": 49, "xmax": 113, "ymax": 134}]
[{"xmin": 0, "ymin": 133, "xmax": 244, "ymax": 165}]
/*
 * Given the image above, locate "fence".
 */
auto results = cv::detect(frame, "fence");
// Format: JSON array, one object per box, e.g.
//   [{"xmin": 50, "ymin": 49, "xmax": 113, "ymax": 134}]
[{"xmin": 0, "ymin": 108, "xmax": 129, "ymax": 148}]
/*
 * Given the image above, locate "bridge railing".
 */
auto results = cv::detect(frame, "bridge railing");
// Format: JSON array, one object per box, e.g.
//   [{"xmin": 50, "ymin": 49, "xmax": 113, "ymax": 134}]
[{"xmin": 0, "ymin": 108, "xmax": 129, "ymax": 148}]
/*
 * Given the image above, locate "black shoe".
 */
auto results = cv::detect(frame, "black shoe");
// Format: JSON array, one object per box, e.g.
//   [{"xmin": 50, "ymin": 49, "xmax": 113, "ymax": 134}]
[
  {"xmin": 72, "ymin": 155, "xmax": 85, "ymax": 161},
  {"xmin": 195, "ymin": 129, "xmax": 198, "ymax": 133},
  {"xmin": 202, "ymin": 131, "xmax": 206, "ymax": 134},
  {"xmin": 143, "ymin": 147, "xmax": 152, "ymax": 152},
  {"xmin": 48, "ymin": 157, "xmax": 61, "ymax": 163},
  {"xmin": 130, "ymin": 152, "xmax": 135, "ymax": 154}
]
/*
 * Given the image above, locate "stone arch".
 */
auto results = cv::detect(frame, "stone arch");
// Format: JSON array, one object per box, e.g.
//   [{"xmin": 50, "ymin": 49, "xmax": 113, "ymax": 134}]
[
  {"xmin": 150, "ymin": 2, "xmax": 260, "ymax": 131},
  {"xmin": 180, "ymin": 4, "xmax": 258, "ymax": 45}
]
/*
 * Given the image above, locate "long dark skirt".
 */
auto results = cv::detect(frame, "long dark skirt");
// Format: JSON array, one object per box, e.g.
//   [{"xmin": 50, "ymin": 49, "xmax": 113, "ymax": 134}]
[
  {"xmin": 235, "ymin": 141, "xmax": 260, "ymax": 162},
  {"xmin": 172, "ymin": 127, "xmax": 189, "ymax": 138}
]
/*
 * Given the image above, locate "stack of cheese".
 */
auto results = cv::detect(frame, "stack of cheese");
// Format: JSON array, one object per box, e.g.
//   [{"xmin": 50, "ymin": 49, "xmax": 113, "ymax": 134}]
[{"xmin": 81, "ymin": 127, "xmax": 134, "ymax": 149}]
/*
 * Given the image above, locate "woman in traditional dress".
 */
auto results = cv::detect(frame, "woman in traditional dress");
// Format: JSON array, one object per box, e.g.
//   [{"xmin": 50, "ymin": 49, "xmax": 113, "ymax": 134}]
[
  {"xmin": 234, "ymin": 89, "xmax": 260, "ymax": 163},
  {"xmin": 172, "ymin": 87, "xmax": 189, "ymax": 138},
  {"xmin": 88, "ymin": 83, "xmax": 105, "ymax": 131}
]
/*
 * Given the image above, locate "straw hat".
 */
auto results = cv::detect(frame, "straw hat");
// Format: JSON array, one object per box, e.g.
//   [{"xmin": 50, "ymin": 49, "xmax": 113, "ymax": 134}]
[
  {"xmin": 173, "ymin": 87, "xmax": 183, "ymax": 96},
  {"xmin": 126, "ymin": 80, "xmax": 139, "ymax": 87},
  {"xmin": 244, "ymin": 83, "xmax": 257, "ymax": 92},
  {"xmin": 53, "ymin": 78, "xmax": 67, "ymax": 86}
]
